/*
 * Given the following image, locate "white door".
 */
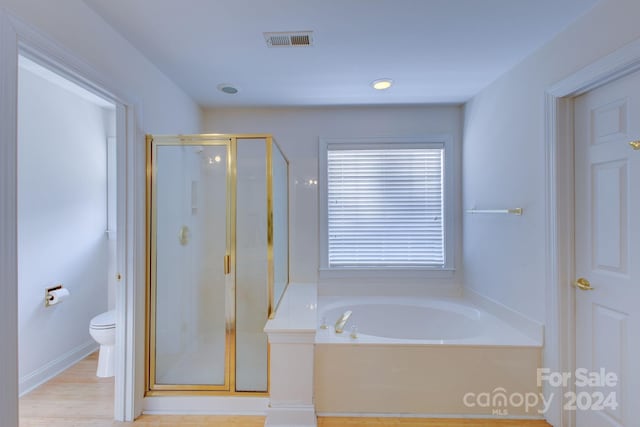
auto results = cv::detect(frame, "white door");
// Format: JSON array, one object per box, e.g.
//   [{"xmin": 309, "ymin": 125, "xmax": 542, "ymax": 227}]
[{"xmin": 574, "ymin": 71, "xmax": 640, "ymax": 426}]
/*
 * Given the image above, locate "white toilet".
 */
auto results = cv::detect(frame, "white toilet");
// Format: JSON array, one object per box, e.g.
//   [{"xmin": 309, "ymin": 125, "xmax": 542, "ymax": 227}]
[{"xmin": 89, "ymin": 310, "xmax": 116, "ymax": 377}]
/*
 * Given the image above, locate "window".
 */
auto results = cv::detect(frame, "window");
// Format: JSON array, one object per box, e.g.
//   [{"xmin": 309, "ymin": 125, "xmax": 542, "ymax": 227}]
[{"xmin": 319, "ymin": 137, "xmax": 454, "ymax": 276}]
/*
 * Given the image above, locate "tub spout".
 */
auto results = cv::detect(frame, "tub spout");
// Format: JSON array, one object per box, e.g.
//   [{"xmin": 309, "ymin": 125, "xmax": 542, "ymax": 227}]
[{"xmin": 334, "ymin": 310, "xmax": 352, "ymax": 333}]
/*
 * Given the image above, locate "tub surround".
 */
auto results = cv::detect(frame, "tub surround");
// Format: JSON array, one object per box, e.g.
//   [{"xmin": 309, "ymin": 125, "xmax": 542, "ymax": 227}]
[
  {"xmin": 264, "ymin": 283, "xmax": 317, "ymax": 337},
  {"xmin": 315, "ymin": 295, "xmax": 542, "ymax": 419},
  {"xmin": 315, "ymin": 345, "xmax": 542, "ymax": 417},
  {"xmin": 264, "ymin": 283, "xmax": 317, "ymax": 427},
  {"xmin": 265, "ymin": 284, "xmax": 543, "ymax": 424},
  {"xmin": 464, "ymin": 288, "xmax": 544, "ymax": 344}
]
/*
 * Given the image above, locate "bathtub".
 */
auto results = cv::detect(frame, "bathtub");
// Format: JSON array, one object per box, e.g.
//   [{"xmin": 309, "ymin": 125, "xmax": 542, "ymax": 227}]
[
  {"xmin": 314, "ymin": 296, "xmax": 544, "ymax": 418},
  {"xmin": 317, "ymin": 297, "xmax": 538, "ymax": 346}
]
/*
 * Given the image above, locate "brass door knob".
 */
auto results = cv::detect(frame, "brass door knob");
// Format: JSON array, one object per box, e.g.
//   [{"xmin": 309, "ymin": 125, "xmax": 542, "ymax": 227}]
[
  {"xmin": 629, "ymin": 140, "xmax": 640, "ymax": 150},
  {"xmin": 573, "ymin": 277, "xmax": 594, "ymax": 291}
]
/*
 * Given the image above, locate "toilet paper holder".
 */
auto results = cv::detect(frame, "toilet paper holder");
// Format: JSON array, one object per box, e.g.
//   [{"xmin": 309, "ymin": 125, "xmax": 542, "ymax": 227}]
[{"xmin": 45, "ymin": 284, "xmax": 64, "ymax": 307}]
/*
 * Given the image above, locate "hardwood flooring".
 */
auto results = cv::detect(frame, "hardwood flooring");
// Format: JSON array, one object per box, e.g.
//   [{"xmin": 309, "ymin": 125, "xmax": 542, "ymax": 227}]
[
  {"xmin": 19, "ymin": 352, "xmax": 116, "ymax": 426},
  {"xmin": 19, "ymin": 353, "xmax": 551, "ymax": 426}
]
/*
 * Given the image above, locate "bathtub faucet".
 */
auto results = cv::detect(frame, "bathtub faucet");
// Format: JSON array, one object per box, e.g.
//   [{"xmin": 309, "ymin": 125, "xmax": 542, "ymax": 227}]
[{"xmin": 334, "ymin": 310, "xmax": 352, "ymax": 333}]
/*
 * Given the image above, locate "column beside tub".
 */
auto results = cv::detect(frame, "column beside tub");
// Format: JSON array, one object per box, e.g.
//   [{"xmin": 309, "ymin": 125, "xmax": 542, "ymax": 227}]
[{"xmin": 264, "ymin": 283, "xmax": 317, "ymax": 427}]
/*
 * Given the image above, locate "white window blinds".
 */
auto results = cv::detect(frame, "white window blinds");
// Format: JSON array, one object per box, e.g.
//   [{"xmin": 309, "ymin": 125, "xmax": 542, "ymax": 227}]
[{"xmin": 327, "ymin": 146, "xmax": 444, "ymax": 267}]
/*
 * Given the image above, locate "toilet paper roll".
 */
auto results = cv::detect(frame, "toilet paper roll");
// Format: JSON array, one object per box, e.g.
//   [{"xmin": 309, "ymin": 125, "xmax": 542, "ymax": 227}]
[{"xmin": 48, "ymin": 288, "xmax": 70, "ymax": 305}]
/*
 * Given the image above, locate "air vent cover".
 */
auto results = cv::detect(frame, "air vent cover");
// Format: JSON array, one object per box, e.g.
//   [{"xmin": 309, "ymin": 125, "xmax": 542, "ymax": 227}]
[{"xmin": 264, "ymin": 31, "xmax": 313, "ymax": 48}]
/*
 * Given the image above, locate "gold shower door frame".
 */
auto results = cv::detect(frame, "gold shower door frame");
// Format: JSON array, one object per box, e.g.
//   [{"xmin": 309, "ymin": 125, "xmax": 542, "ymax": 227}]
[
  {"xmin": 145, "ymin": 134, "xmax": 284, "ymax": 396},
  {"xmin": 146, "ymin": 134, "xmax": 235, "ymax": 394}
]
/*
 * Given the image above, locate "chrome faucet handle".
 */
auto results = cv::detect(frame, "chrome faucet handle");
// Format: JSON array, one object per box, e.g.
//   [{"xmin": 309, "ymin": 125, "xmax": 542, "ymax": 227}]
[
  {"xmin": 350, "ymin": 324, "xmax": 358, "ymax": 339},
  {"xmin": 319, "ymin": 316, "xmax": 328, "ymax": 329},
  {"xmin": 334, "ymin": 310, "xmax": 352, "ymax": 333}
]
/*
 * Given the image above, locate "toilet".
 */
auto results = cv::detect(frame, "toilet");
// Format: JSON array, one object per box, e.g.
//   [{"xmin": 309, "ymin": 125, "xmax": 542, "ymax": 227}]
[{"xmin": 89, "ymin": 310, "xmax": 116, "ymax": 377}]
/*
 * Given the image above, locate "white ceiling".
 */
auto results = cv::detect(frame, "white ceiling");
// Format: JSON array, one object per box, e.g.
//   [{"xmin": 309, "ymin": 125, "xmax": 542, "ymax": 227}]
[{"xmin": 84, "ymin": 0, "xmax": 600, "ymax": 107}]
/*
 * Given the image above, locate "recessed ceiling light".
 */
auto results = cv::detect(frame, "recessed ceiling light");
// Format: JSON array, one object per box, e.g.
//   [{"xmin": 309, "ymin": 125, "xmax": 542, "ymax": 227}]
[
  {"xmin": 217, "ymin": 83, "xmax": 238, "ymax": 94},
  {"xmin": 371, "ymin": 78, "xmax": 393, "ymax": 90}
]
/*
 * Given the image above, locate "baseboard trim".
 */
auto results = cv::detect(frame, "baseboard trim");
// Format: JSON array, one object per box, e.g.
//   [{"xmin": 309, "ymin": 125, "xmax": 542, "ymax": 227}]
[
  {"xmin": 316, "ymin": 412, "xmax": 544, "ymax": 420},
  {"xmin": 265, "ymin": 405, "xmax": 317, "ymax": 426},
  {"xmin": 143, "ymin": 396, "xmax": 269, "ymax": 415},
  {"xmin": 19, "ymin": 340, "xmax": 98, "ymax": 396}
]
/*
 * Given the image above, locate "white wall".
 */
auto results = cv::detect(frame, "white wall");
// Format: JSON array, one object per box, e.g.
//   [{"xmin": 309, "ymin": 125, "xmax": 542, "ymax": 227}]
[
  {"xmin": 18, "ymin": 67, "xmax": 110, "ymax": 393},
  {"xmin": 463, "ymin": 0, "xmax": 640, "ymax": 323},
  {"xmin": 0, "ymin": 0, "xmax": 201, "ymax": 133},
  {"xmin": 203, "ymin": 106, "xmax": 463, "ymax": 295}
]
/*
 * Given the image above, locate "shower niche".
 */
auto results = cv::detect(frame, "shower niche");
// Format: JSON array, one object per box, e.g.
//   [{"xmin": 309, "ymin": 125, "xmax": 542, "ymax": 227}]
[{"xmin": 146, "ymin": 134, "xmax": 289, "ymax": 394}]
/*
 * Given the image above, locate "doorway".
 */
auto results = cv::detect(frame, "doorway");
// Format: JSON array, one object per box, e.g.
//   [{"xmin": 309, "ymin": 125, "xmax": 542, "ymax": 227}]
[
  {"xmin": 0, "ymin": 12, "xmax": 140, "ymax": 425},
  {"xmin": 572, "ymin": 71, "xmax": 640, "ymax": 426},
  {"xmin": 16, "ymin": 53, "xmax": 120, "ymax": 420},
  {"xmin": 545, "ymin": 38, "xmax": 640, "ymax": 427}
]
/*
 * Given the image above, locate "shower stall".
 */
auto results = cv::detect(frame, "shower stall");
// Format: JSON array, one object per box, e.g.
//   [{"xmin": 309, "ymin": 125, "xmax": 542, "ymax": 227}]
[{"xmin": 145, "ymin": 134, "xmax": 289, "ymax": 394}]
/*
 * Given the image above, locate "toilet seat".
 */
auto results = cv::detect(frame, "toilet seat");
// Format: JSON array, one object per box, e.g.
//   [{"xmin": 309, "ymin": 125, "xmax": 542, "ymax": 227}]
[
  {"xmin": 89, "ymin": 310, "xmax": 116, "ymax": 377},
  {"xmin": 90, "ymin": 310, "xmax": 116, "ymax": 330}
]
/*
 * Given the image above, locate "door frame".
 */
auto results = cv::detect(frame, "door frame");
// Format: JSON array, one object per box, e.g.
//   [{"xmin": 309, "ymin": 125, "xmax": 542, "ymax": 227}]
[
  {"xmin": 544, "ymin": 37, "xmax": 640, "ymax": 427},
  {"xmin": 0, "ymin": 10, "xmax": 143, "ymax": 423}
]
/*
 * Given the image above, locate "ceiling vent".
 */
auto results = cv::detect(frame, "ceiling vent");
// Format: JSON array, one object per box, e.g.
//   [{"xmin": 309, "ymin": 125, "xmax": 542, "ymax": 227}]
[{"xmin": 264, "ymin": 31, "xmax": 313, "ymax": 48}]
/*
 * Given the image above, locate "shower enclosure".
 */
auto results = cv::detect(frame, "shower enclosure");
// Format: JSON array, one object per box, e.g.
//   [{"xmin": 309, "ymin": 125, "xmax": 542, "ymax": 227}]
[{"xmin": 146, "ymin": 134, "xmax": 289, "ymax": 394}]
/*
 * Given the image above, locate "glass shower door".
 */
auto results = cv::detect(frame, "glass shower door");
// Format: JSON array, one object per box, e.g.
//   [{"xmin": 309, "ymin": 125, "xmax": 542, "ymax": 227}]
[{"xmin": 150, "ymin": 139, "xmax": 231, "ymax": 391}]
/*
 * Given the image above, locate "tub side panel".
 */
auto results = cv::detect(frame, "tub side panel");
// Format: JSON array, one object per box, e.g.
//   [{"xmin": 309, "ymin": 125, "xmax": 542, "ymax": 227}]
[{"xmin": 314, "ymin": 345, "xmax": 542, "ymax": 416}]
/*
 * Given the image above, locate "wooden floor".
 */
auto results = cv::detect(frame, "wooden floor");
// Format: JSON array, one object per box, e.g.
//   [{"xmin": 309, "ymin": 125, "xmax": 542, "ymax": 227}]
[{"xmin": 20, "ymin": 353, "xmax": 551, "ymax": 426}]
